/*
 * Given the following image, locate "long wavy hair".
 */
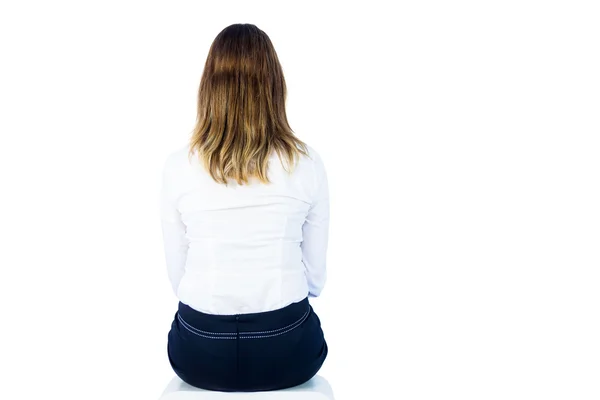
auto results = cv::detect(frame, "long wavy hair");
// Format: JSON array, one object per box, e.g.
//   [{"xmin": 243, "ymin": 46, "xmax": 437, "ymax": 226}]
[{"xmin": 188, "ymin": 23, "xmax": 309, "ymax": 186}]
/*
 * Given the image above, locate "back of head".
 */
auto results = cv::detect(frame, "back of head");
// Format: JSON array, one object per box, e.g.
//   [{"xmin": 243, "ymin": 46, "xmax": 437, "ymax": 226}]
[{"xmin": 188, "ymin": 23, "xmax": 309, "ymax": 186}]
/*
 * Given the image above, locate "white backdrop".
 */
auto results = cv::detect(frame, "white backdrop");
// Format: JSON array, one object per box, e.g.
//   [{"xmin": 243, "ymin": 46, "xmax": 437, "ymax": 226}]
[{"xmin": 1, "ymin": 1, "xmax": 599, "ymax": 399}]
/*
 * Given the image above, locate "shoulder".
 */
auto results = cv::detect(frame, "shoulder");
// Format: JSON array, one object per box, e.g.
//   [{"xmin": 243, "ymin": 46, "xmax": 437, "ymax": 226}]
[
  {"xmin": 301, "ymin": 143, "xmax": 326, "ymax": 178},
  {"xmin": 300, "ymin": 143, "xmax": 326, "ymax": 169},
  {"xmin": 303, "ymin": 143, "xmax": 319, "ymax": 161},
  {"xmin": 297, "ymin": 143, "xmax": 327, "ymax": 196},
  {"xmin": 163, "ymin": 143, "xmax": 193, "ymax": 171}
]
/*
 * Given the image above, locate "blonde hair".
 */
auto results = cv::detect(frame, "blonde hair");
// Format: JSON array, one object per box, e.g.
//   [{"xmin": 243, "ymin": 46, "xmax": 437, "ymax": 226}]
[{"xmin": 188, "ymin": 23, "xmax": 309, "ymax": 186}]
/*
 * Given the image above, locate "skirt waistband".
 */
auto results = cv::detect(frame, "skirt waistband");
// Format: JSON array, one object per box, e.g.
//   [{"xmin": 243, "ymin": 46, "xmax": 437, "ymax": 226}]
[{"xmin": 176, "ymin": 297, "xmax": 311, "ymax": 339}]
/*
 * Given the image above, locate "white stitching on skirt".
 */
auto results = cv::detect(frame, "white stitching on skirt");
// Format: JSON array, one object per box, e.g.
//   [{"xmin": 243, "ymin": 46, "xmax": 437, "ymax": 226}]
[
  {"xmin": 177, "ymin": 314, "xmax": 236, "ymax": 339},
  {"xmin": 176, "ymin": 306, "xmax": 311, "ymax": 340},
  {"xmin": 242, "ymin": 309, "xmax": 310, "ymax": 335},
  {"xmin": 177, "ymin": 314, "xmax": 238, "ymax": 336},
  {"xmin": 240, "ymin": 310, "xmax": 311, "ymax": 339}
]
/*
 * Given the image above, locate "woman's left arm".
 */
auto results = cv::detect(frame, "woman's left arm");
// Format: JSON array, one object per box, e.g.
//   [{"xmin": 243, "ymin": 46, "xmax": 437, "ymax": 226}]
[{"xmin": 159, "ymin": 155, "xmax": 188, "ymax": 296}]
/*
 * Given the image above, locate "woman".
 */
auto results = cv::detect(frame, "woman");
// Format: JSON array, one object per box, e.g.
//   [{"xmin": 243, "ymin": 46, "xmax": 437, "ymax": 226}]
[{"xmin": 159, "ymin": 23, "xmax": 329, "ymax": 392}]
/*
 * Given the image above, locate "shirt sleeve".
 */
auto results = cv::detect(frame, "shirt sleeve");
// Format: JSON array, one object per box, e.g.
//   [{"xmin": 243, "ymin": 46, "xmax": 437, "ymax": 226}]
[
  {"xmin": 159, "ymin": 155, "xmax": 188, "ymax": 296},
  {"xmin": 301, "ymin": 150, "xmax": 330, "ymax": 298}
]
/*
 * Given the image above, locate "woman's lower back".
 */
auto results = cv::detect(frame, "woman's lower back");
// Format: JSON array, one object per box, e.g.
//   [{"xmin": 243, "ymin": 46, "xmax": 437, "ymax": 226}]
[{"xmin": 176, "ymin": 263, "xmax": 310, "ymax": 315}]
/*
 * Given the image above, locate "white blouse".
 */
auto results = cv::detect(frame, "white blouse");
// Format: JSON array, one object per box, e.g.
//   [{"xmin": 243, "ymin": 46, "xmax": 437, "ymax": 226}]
[{"xmin": 159, "ymin": 143, "xmax": 329, "ymax": 315}]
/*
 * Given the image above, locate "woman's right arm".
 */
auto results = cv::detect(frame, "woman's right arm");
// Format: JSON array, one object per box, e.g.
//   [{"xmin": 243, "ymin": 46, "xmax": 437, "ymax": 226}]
[{"xmin": 301, "ymin": 151, "xmax": 330, "ymax": 297}]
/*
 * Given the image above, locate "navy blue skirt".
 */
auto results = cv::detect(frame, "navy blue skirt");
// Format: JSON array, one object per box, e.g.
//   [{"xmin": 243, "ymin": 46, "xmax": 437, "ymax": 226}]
[{"xmin": 167, "ymin": 297, "xmax": 328, "ymax": 392}]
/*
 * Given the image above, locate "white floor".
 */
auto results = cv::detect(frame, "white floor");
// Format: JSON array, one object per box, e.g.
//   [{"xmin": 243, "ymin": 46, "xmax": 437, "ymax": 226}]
[{"xmin": 159, "ymin": 375, "xmax": 334, "ymax": 399}]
